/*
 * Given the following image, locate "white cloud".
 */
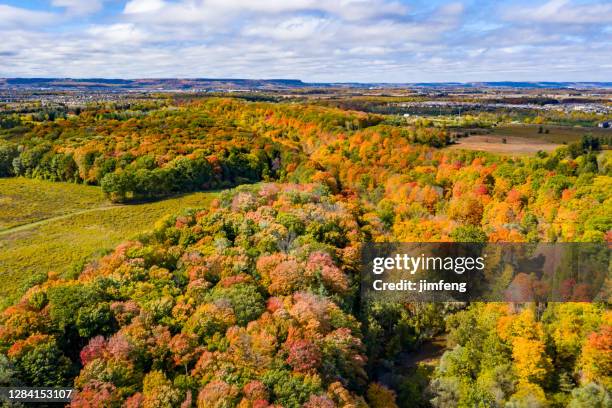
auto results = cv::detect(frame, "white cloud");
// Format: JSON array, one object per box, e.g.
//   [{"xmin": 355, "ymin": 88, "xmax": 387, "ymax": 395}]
[
  {"xmin": 87, "ymin": 24, "xmax": 148, "ymax": 44},
  {"xmin": 504, "ymin": 0, "xmax": 612, "ymax": 24},
  {"xmin": 343, "ymin": 46, "xmax": 391, "ymax": 56},
  {"xmin": 243, "ymin": 17, "xmax": 330, "ymax": 41},
  {"xmin": 0, "ymin": 0, "xmax": 610, "ymax": 82},
  {"xmin": 123, "ymin": 0, "xmax": 409, "ymax": 23},
  {"xmin": 51, "ymin": 0, "xmax": 103, "ymax": 16},
  {"xmin": 203, "ymin": 0, "xmax": 408, "ymax": 21},
  {"xmin": 313, "ymin": 0, "xmax": 409, "ymax": 21},
  {"xmin": 0, "ymin": 4, "xmax": 58, "ymax": 28},
  {"xmin": 124, "ymin": 0, "xmax": 166, "ymax": 14}
]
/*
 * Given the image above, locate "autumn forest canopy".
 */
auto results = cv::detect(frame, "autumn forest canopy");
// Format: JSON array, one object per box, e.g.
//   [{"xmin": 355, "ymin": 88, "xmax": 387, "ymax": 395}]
[{"xmin": 0, "ymin": 93, "xmax": 610, "ymax": 407}]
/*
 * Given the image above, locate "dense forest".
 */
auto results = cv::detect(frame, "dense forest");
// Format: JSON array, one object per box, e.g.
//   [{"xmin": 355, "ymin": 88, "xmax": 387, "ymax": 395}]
[
  {"xmin": 0, "ymin": 98, "xmax": 447, "ymax": 202},
  {"xmin": 0, "ymin": 96, "xmax": 610, "ymax": 407}
]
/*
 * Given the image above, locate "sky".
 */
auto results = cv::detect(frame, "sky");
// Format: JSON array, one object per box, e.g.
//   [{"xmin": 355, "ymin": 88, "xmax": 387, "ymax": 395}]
[{"xmin": 0, "ymin": 0, "xmax": 611, "ymax": 82}]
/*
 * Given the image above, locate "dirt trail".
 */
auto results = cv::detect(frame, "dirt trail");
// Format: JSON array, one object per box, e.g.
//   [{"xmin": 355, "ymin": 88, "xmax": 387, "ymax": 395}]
[
  {"xmin": 0, "ymin": 205, "xmax": 126, "ymax": 237},
  {"xmin": 401, "ymin": 335, "xmax": 448, "ymax": 369},
  {"xmin": 376, "ymin": 334, "xmax": 448, "ymax": 390}
]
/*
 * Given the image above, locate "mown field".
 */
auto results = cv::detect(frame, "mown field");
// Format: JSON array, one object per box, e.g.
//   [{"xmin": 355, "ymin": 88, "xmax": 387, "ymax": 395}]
[
  {"xmin": 0, "ymin": 178, "xmax": 107, "ymax": 230},
  {"xmin": 0, "ymin": 178, "xmax": 218, "ymax": 309},
  {"xmin": 491, "ymin": 124, "xmax": 611, "ymax": 144},
  {"xmin": 446, "ymin": 135, "xmax": 560, "ymax": 156},
  {"xmin": 445, "ymin": 124, "xmax": 610, "ymax": 156}
]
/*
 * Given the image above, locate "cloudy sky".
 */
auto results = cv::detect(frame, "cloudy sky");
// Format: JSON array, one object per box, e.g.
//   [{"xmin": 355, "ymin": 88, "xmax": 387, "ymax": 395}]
[{"xmin": 1, "ymin": 0, "xmax": 611, "ymax": 82}]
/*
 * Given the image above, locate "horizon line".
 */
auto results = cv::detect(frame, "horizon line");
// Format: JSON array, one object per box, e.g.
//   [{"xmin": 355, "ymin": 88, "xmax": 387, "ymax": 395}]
[{"xmin": 2, "ymin": 77, "xmax": 612, "ymax": 85}]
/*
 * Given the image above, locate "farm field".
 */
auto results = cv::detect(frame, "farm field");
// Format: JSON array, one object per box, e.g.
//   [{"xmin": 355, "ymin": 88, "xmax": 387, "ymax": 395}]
[
  {"xmin": 0, "ymin": 178, "xmax": 219, "ymax": 309},
  {"xmin": 445, "ymin": 134, "xmax": 560, "ymax": 156},
  {"xmin": 446, "ymin": 124, "xmax": 611, "ymax": 155},
  {"xmin": 490, "ymin": 124, "xmax": 611, "ymax": 144},
  {"xmin": 0, "ymin": 178, "xmax": 106, "ymax": 230}
]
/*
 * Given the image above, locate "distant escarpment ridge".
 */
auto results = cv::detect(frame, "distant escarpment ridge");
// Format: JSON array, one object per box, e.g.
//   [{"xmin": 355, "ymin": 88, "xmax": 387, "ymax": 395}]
[
  {"xmin": 1, "ymin": 78, "xmax": 611, "ymax": 91},
  {"xmin": 0, "ymin": 78, "xmax": 308, "ymax": 91}
]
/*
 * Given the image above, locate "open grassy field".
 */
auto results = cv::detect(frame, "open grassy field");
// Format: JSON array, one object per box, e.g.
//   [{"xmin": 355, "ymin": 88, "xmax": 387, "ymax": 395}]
[
  {"xmin": 490, "ymin": 124, "xmax": 611, "ymax": 144},
  {"xmin": 446, "ymin": 135, "xmax": 560, "ymax": 156},
  {"xmin": 446, "ymin": 124, "xmax": 611, "ymax": 156},
  {"xmin": 0, "ymin": 178, "xmax": 219, "ymax": 309},
  {"xmin": 0, "ymin": 178, "xmax": 107, "ymax": 230}
]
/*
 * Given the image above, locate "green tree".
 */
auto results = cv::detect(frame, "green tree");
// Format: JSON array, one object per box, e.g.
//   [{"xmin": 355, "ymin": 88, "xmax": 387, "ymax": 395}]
[
  {"xmin": 9, "ymin": 335, "xmax": 72, "ymax": 386},
  {"xmin": 0, "ymin": 142, "xmax": 18, "ymax": 176},
  {"xmin": 450, "ymin": 225, "xmax": 488, "ymax": 242},
  {"xmin": 568, "ymin": 383, "xmax": 611, "ymax": 408}
]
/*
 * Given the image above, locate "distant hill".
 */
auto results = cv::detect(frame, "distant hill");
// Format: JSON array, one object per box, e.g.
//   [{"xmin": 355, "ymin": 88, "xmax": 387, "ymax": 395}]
[
  {"xmin": 0, "ymin": 78, "xmax": 309, "ymax": 91},
  {"xmin": 1, "ymin": 78, "xmax": 611, "ymax": 91}
]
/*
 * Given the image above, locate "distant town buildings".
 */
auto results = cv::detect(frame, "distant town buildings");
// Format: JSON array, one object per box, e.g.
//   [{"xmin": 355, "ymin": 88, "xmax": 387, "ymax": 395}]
[{"xmin": 396, "ymin": 101, "xmax": 612, "ymax": 115}]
